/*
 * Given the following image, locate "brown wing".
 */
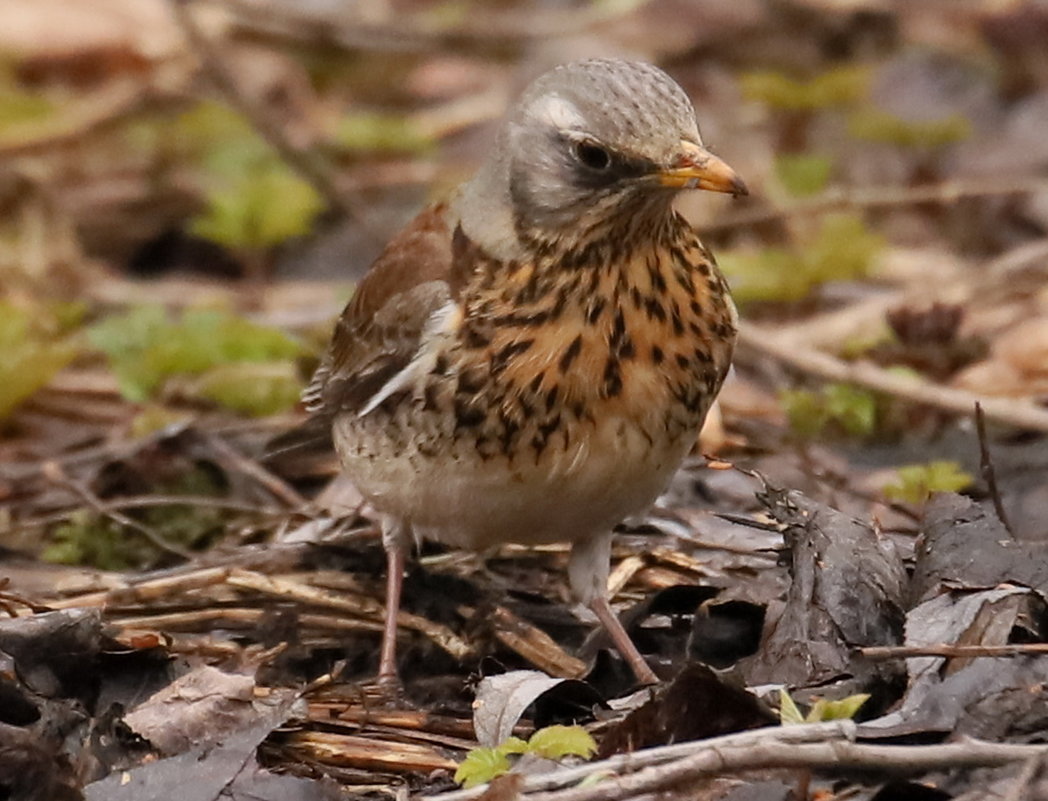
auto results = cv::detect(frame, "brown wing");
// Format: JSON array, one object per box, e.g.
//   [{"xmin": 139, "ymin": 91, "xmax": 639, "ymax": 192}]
[{"xmin": 304, "ymin": 202, "xmax": 457, "ymax": 416}]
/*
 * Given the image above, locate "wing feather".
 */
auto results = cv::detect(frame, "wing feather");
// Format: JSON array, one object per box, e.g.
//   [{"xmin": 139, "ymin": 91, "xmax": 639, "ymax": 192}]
[{"xmin": 304, "ymin": 202, "xmax": 458, "ymax": 417}]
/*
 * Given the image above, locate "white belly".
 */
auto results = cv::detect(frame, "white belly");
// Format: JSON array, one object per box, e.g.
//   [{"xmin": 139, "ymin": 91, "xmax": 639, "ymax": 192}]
[{"xmin": 334, "ymin": 412, "xmax": 693, "ymax": 549}]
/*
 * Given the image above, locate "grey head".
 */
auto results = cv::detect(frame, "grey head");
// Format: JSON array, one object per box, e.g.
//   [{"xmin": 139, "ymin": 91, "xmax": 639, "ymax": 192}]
[{"xmin": 453, "ymin": 59, "xmax": 746, "ymax": 258}]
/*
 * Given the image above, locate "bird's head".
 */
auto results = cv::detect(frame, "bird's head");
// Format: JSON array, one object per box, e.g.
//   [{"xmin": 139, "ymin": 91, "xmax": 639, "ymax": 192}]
[{"xmin": 501, "ymin": 59, "xmax": 747, "ymax": 240}]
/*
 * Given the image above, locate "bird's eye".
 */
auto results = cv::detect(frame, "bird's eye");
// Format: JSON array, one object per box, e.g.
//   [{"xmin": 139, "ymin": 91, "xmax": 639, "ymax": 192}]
[{"xmin": 573, "ymin": 140, "xmax": 611, "ymax": 171}]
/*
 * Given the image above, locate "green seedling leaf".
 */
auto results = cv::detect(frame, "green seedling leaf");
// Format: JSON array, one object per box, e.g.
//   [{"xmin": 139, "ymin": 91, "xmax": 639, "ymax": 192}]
[
  {"xmin": 43, "ymin": 511, "xmax": 163, "ymax": 570},
  {"xmin": 775, "ymin": 153, "xmax": 833, "ymax": 196},
  {"xmin": 823, "ymin": 383, "xmax": 877, "ymax": 438},
  {"xmin": 496, "ymin": 737, "xmax": 530, "ymax": 756},
  {"xmin": 808, "ymin": 694, "xmax": 871, "ymax": 722},
  {"xmin": 778, "ymin": 689, "xmax": 805, "ymax": 725},
  {"xmin": 849, "ymin": 109, "xmax": 971, "ymax": 149},
  {"xmin": 526, "ymin": 725, "xmax": 597, "ymax": 760},
  {"xmin": 454, "ymin": 748, "xmax": 511, "ymax": 788},
  {"xmin": 781, "ymin": 383, "xmax": 879, "ymax": 440},
  {"xmin": 780, "ymin": 691, "xmax": 870, "ymax": 725},
  {"xmin": 89, "ymin": 306, "xmax": 304, "ymax": 405},
  {"xmin": 719, "ymin": 214, "xmax": 882, "ymax": 304},
  {"xmin": 335, "ymin": 111, "xmax": 434, "ymax": 155},
  {"xmin": 0, "ymin": 302, "xmax": 79, "ymax": 421},
  {"xmin": 883, "ymin": 461, "xmax": 974, "ymax": 504},
  {"xmin": 741, "ymin": 66, "xmax": 869, "ymax": 111},
  {"xmin": 0, "ymin": 85, "xmax": 56, "ymax": 136},
  {"xmin": 192, "ymin": 362, "xmax": 310, "ymax": 416},
  {"xmin": 455, "ymin": 726, "xmax": 596, "ymax": 788},
  {"xmin": 191, "ymin": 158, "xmax": 323, "ymax": 252}
]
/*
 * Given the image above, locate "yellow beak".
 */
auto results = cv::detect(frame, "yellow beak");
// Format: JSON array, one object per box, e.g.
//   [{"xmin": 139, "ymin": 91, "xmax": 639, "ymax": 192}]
[{"xmin": 659, "ymin": 140, "xmax": 748, "ymax": 197}]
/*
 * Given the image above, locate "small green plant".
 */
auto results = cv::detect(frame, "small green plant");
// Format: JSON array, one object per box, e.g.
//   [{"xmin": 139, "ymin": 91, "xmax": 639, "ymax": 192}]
[
  {"xmin": 0, "ymin": 301, "xmax": 80, "ymax": 421},
  {"xmin": 848, "ymin": 109, "xmax": 971, "ymax": 150},
  {"xmin": 42, "ymin": 465, "xmax": 228, "ymax": 569},
  {"xmin": 454, "ymin": 725, "xmax": 596, "ymax": 788},
  {"xmin": 775, "ymin": 153, "xmax": 833, "ymax": 197},
  {"xmin": 781, "ymin": 383, "xmax": 879, "ymax": 440},
  {"xmin": 88, "ymin": 305, "xmax": 305, "ymax": 413},
  {"xmin": 191, "ymin": 156, "xmax": 324, "ymax": 255},
  {"xmin": 779, "ymin": 689, "xmax": 870, "ymax": 724},
  {"xmin": 882, "ymin": 461, "xmax": 973, "ymax": 504},
  {"xmin": 718, "ymin": 213, "xmax": 882, "ymax": 304},
  {"xmin": 740, "ymin": 66, "xmax": 869, "ymax": 111},
  {"xmin": 0, "ymin": 63, "xmax": 56, "ymax": 138},
  {"xmin": 334, "ymin": 111, "xmax": 434, "ymax": 155},
  {"xmin": 155, "ymin": 101, "xmax": 324, "ymax": 259}
]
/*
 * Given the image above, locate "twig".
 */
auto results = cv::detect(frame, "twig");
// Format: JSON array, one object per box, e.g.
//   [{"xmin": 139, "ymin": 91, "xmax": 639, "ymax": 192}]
[
  {"xmin": 516, "ymin": 739, "xmax": 1048, "ymax": 801},
  {"xmin": 423, "ymin": 722, "xmax": 858, "ymax": 801},
  {"xmin": 7, "ymin": 494, "xmax": 284, "ymax": 533},
  {"xmin": 735, "ymin": 323, "xmax": 1048, "ymax": 433},
  {"xmin": 860, "ymin": 643, "xmax": 1048, "ymax": 660},
  {"xmin": 44, "ymin": 565, "xmax": 234, "ymax": 610},
  {"xmin": 0, "ymin": 85, "xmax": 174, "ymax": 159},
  {"xmin": 167, "ymin": 0, "xmax": 353, "ymax": 221},
  {"xmin": 225, "ymin": 569, "xmax": 474, "ymax": 660},
  {"xmin": 458, "ymin": 604, "xmax": 588, "ymax": 679},
  {"xmin": 975, "ymin": 402, "xmax": 1015, "ymax": 538},
  {"xmin": 204, "ymin": 432, "xmax": 309, "ymax": 509},
  {"xmin": 41, "ymin": 460, "xmax": 194, "ymax": 560},
  {"xmin": 213, "ymin": 0, "xmax": 654, "ymax": 50},
  {"xmin": 1002, "ymin": 754, "xmax": 1044, "ymax": 801},
  {"xmin": 701, "ymin": 177, "xmax": 1048, "ymax": 233}
]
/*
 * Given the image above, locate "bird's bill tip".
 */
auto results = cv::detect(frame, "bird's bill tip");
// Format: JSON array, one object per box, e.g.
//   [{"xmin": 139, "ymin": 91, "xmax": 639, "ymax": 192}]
[{"xmin": 659, "ymin": 141, "xmax": 748, "ymax": 197}]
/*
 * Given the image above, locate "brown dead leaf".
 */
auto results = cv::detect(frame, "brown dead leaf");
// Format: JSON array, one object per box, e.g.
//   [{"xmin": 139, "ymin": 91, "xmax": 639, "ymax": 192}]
[{"xmin": 124, "ymin": 665, "xmax": 276, "ymax": 756}]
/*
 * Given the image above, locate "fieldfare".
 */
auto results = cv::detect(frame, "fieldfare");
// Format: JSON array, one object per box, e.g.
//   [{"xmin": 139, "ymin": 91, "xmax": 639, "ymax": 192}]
[{"xmin": 305, "ymin": 58, "xmax": 746, "ymax": 687}]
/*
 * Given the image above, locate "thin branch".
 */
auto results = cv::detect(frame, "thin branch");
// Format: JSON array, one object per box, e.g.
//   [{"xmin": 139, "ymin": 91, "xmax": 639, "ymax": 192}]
[
  {"xmin": 519, "ymin": 739, "xmax": 1048, "ymax": 801},
  {"xmin": 701, "ymin": 176, "xmax": 1048, "ymax": 233},
  {"xmin": 7, "ymin": 494, "xmax": 284, "ymax": 534},
  {"xmin": 167, "ymin": 0, "xmax": 354, "ymax": 221},
  {"xmin": 975, "ymin": 402, "xmax": 1015, "ymax": 538},
  {"xmin": 735, "ymin": 322, "xmax": 1048, "ymax": 433},
  {"xmin": 860, "ymin": 643, "xmax": 1048, "ymax": 660},
  {"xmin": 204, "ymin": 432, "xmax": 309, "ymax": 509},
  {"xmin": 423, "ymin": 722, "xmax": 858, "ymax": 801},
  {"xmin": 41, "ymin": 461, "xmax": 194, "ymax": 560}
]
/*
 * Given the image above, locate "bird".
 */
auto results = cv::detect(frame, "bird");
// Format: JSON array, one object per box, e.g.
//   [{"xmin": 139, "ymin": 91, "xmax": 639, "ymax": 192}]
[{"xmin": 304, "ymin": 58, "xmax": 746, "ymax": 688}]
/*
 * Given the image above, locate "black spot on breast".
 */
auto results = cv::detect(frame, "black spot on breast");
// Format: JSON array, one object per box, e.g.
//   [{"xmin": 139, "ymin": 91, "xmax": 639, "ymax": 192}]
[
  {"xmin": 670, "ymin": 305, "xmax": 685, "ymax": 336},
  {"xmin": 651, "ymin": 345, "xmax": 665, "ymax": 364},
  {"xmin": 538, "ymin": 414, "xmax": 561, "ymax": 441},
  {"xmin": 603, "ymin": 357, "xmax": 623, "ymax": 397},
  {"xmin": 423, "ymin": 383, "xmax": 440, "ymax": 411},
  {"xmin": 491, "ymin": 339, "xmax": 534, "ymax": 373},
  {"xmin": 647, "ymin": 260, "xmax": 667, "ymax": 293},
  {"xmin": 454, "ymin": 398, "xmax": 486, "ymax": 428},
  {"xmin": 690, "ymin": 299, "xmax": 702, "ymax": 316},
  {"xmin": 675, "ymin": 353, "xmax": 690, "ymax": 369},
  {"xmin": 610, "ymin": 308, "xmax": 627, "ymax": 346},
  {"xmin": 465, "ymin": 325, "xmax": 491, "ymax": 349},
  {"xmin": 545, "ymin": 385, "xmax": 559, "ymax": 411},
  {"xmin": 693, "ymin": 347, "xmax": 713, "ymax": 364},
  {"xmin": 618, "ymin": 336, "xmax": 635, "ymax": 359},
  {"xmin": 586, "ymin": 297, "xmax": 606, "ymax": 324},
  {"xmin": 558, "ymin": 334, "xmax": 583, "ymax": 372},
  {"xmin": 529, "ymin": 372, "xmax": 544, "ymax": 393},
  {"xmin": 457, "ymin": 366, "xmax": 487, "ymax": 395},
  {"xmin": 645, "ymin": 298, "xmax": 666, "ymax": 322}
]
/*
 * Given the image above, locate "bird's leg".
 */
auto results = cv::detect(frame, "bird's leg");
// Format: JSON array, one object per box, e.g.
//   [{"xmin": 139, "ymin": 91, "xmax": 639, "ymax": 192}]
[
  {"xmin": 569, "ymin": 533, "xmax": 658, "ymax": 686},
  {"xmin": 378, "ymin": 518, "xmax": 409, "ymax": 689}
]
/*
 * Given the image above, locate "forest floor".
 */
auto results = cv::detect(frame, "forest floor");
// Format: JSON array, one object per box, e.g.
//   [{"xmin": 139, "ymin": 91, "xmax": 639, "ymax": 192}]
[{"xmin": 2, "ymin": 1, "xmax": 1048, "ymax": 799}]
